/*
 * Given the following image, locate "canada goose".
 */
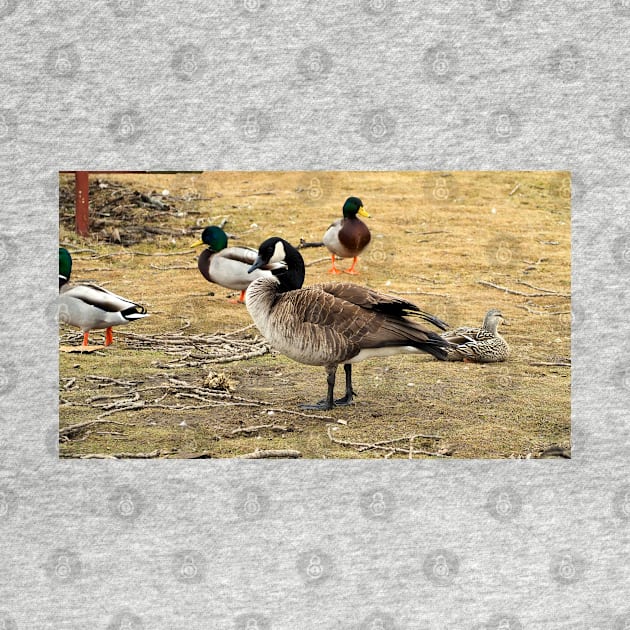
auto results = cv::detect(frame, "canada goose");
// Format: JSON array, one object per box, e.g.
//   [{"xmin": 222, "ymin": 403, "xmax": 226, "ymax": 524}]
[
  {"xmin": 191, "ymin": 226, "xmax": 281, "ymax": 303},
  {"xmin": 245, "ymin": 237, "xmax": 451, "ymax": 410},
  {"xmin": 441, "ymin": 309, "xmax": 510, "ymax": 362},
  {"xmin": 323, "ymin": 196, "xmax": 371, "ymax": 274},
  {"xmin": 58, "ymin": 247, "xmax": 149, "ymax": 346}
]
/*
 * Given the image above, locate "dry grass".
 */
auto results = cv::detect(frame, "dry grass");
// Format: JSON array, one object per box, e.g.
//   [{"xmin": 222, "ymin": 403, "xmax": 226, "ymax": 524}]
[{"xmin": 59, "ymin": 171, "xmax": 570, "ymax": 459}]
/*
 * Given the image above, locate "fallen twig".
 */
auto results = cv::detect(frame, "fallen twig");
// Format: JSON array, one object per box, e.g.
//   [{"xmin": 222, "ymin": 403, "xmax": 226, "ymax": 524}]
[
  {"xmin": 327, "ymin": 427, "xmax": 447, "ymax": 458},
  {"xmin": 238, "ymin": 449, "xmax": 302, "ymax": 459},
  {"xmin": 529, "ymin": 361, "xmax": 571, "ymax": 367},
  {"xmin": 478, "ymin": 280, "xmax": 570, "ymax": 298}
]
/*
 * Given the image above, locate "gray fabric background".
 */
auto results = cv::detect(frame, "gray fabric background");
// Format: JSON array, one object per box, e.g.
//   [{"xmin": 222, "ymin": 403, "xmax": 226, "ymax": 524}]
[{"xmin": 0, "ymin": 1, "xmax": 628, "ymax": 628}]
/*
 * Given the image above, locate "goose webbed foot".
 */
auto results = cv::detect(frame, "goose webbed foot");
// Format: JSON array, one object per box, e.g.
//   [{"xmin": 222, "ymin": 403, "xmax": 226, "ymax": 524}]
[{"xmin": 298, "ymin": 365, "xmax": 355, "ymax": 411}]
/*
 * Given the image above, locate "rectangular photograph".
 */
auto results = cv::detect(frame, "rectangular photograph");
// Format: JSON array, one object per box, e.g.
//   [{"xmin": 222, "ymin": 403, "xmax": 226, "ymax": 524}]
[{"xmin": 58, "ymin": 171, "xmax": 571, "ymax": 459}]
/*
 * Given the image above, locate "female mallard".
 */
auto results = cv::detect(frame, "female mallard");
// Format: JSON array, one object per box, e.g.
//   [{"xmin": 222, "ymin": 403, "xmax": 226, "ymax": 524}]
[
  {"xmin": 246, "ymin": 237, "xmax": 451, "ymax": 410},
  {"xmin": 441, "ymin": 309, "xmax": 510, "ymax": 362},
  {"xmin": 192, "ymin": 226, "xmax": 282, "ymax": 304},
  {"xmin": 58, "ymin": 247, "xmax": 149, "ymax": 346},
  {"xmin": 323, "ymin": 196, "xmax": 371, "ymax": 275}
]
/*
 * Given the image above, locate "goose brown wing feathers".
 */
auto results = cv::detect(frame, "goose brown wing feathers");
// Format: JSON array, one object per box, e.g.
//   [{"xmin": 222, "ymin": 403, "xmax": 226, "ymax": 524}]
[
  {"xmin": 317, "ymin": 283, "xmax": 449, "ymax": 330},
  {"xmin": 279, "ymin": 285, "xmax": 449, "ymax": 362}
]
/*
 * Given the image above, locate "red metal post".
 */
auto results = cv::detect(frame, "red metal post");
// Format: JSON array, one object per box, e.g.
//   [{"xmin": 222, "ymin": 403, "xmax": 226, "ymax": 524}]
[{"xmin": 75, "ymin": 171, "xmax": 89, "ymax": 236}]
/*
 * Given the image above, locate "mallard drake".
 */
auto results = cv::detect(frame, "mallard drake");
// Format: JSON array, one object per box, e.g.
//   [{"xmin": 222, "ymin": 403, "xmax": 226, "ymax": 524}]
[
  {"xmin": 323, "ymin": 196, "xmax": 371, "ymax": 275},
  {"xmin": 441, "ymin": 309, "xmax": 509, "ymax": 362},
  {"xmin": 58, "ymin": 247, "xmax": 149, "ymax": 346},
  {"xmin": 192, "ymin": 226, "xmax": 282, "ymax": 304},
  {"xmin": 246, "ymin": 237, "xmax": 451, "ymax": 410}
]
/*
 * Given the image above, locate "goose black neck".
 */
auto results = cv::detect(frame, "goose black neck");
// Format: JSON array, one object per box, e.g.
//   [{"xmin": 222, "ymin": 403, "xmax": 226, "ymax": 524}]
[{"xmin": 274, "ymin": 239, "xmax": 305, "ymax": 293}]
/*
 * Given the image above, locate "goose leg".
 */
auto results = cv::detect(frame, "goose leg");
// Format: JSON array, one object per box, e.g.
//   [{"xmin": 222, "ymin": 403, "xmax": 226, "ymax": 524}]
[
  {"xmin": 104, "ymin": 327, "xmax": 114, "ymax": 346},
  {"xmin": 299, "ymin": 365, "xmax": 337, "ymax": 411},
  {"xmin": 344, "ymin": 256, "xmax": 360, "ymax": 275},
  {"xmin": 334, "ymin": 364, "xmax": 356, "ymax": 405},
  {"xmin": 328, "ymin": 254, "xmax": 342, "ymax": 274},
  {"xmin": 82, "ymin": 332, "xmax": 90, "ymax": 346}
]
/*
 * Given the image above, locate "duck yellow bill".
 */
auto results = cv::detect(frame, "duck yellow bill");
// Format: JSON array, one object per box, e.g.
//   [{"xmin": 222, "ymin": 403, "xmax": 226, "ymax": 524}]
[
  {"xmin": 190, "ymin": 239, "xmax": 204, "ymax": 247},
  {"xmin": 358, "ymin": 207, "xmax": 370, "ymax": 218}
]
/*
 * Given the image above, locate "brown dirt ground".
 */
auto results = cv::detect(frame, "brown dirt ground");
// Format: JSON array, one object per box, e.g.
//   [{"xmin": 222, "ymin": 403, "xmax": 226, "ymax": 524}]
[{"xmin": 59, "ymin": 171, "xmax": 571, "ymax": 459}]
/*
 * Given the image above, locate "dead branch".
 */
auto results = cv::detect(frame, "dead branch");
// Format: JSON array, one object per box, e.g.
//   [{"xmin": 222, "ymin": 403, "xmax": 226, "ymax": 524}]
[
  {"xmin": 516, "ymin": 280, "xmax": 566, "ymax": 294},
  {"xmin": 478, "ymin": 280, "xmax": 570, "ymax": 298},
  {"xmin": 230, "ymin": 424, "xmax": 294, "ymax": 435},
  {"xmin": 62, "ymin": 449, "xmax": 177, "ymax": 459},
  {"xmin": 60, "ymin": 419, "xmax": 133, "ymax": 438},
  {"xmin": 327, "ymin": 427, "xmax": 447, "ymax": 458},
  {"xmin": 238, "ymin": 449, "xmax": 302, "ymax": 459},
  {"xmin": 529, "ymin": 361, "xmax": 571, "ymax": 367},
  {"xmin": 298, "ymin": 238, "xmax": 325, "ymax": 249},
  {"xmin": 305, "ymin": 257, "xmax": 330, "ymax": 267},
  {"xmin": 390, "ymin": 290, "xmax": 450, "ymax": 298},
  {"xmin": 509, "ymin": 183, "xmax": 521, "ymax": 196}
]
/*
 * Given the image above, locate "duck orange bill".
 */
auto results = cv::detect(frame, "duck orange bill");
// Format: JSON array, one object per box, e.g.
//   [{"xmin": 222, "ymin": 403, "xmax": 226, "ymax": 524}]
[{"xmin": 358, "ymin": 207, "xmax": 370, "ymax": 218}]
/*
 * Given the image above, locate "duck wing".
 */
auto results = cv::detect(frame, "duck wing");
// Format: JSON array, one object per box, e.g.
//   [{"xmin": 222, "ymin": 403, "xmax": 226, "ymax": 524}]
[{"xmin": 61, "ymin": 283, "xmax": 146, "ymax": 314}]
